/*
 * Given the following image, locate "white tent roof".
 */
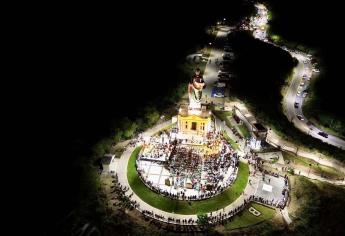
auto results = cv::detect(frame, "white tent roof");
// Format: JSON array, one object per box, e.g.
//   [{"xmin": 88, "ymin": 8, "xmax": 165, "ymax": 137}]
[{"xmin": 262, "ymin": 183, "xmax": 273, "ymax": 192}]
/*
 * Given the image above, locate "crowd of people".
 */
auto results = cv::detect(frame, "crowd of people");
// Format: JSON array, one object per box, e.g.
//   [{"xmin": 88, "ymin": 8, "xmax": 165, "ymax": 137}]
[
  {"xmin": 207, "ymin": 196, "xmax": 253, "ymax": 225},
  {"xmin": 139, "ymin": 194, "xmax": 281, "ymax": 226},
  {"xmin": 116, "ymin": 177, "xmax": 288, "ymax": 227},
  {"xmin": 136, "ymin": 130, "xmax": 240, "ymax": 200},
  {"xmin": 139, "ymin": 133, "xmax": 173, "ymax": 161},
  {"xmin": 252, "ymin": 195, "xmax": 287, "ymax": 209},
  {"xmin": 119, "ymin": 126, "xmax": 290, "ymax": 226},
  {"xmin": 110, "ymin": 174, "xmax": 139, "ymax": 210},
  {"xmin": 140, "ymin": 209, "xmax": 196, "ymax": 225}
]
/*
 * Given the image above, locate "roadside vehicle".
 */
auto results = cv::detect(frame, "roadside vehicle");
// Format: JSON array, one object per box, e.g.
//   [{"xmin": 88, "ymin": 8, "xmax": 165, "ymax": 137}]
[
  {"xmin": 297, "ymin": 115, "xmax": 304, "ymax": 121},
  {"xmin": 318, "ymin": 131, "xmax": 328, "ymax": 138}
]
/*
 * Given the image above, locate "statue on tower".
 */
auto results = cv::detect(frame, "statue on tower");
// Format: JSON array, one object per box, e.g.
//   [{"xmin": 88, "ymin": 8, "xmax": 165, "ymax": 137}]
[{"xmin": 188, "ymin": 68, "xmax": 205, "ymax": 110}]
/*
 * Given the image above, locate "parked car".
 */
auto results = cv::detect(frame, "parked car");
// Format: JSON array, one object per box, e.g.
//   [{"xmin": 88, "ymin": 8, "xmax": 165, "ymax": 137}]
[
  {"xmin": 214, "ymin": 92, "xmax": 225, "ymax": 98},
  {"xmin": 318, "ymin": 131, "xmax": 328, "ymax": 138},
  {"xmin": 297, "ymin": 115, "xmax": 304, "ymax": 121},
  {"xmin": 215, "ymin": 82, "xmax": 226, "ymax": 88}
]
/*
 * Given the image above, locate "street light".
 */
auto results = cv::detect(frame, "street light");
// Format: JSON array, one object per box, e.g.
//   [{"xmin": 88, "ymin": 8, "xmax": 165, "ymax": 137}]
[{"xmin": 209, "ymin": 42, "xmax": 212, "ymax": 46}]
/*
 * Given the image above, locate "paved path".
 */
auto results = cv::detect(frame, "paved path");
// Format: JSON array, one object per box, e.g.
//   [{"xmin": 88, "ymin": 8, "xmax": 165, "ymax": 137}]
[
  {"xmin": 113, "ymin": 5, "xmax": 345, "ymax": 228},
  {"xmin": 202, "ymin": 25, "xmax": 231, "ymax": 105},
  {"xmin": 281, "ymin": 208, "xmax": 292, "ymax": 225},
  {"xmin": 115, "ymin": 111, "xmax": 343, "ymax": 228},
  {"xmin": 266, "ymin": 129, "xmax": 345, "ymax": 177},
  {"xmin": 116, "ymin": 148, "xmax": 259, "ymax": 226},
  {"xmin": 283, "ymin": 52, "xmax": 345, "ymax": 149},
  {"xmin": 287, "ymin": 165, "xmax": 344, "ymax": 186},
  {"xmin": 115, "ymin": 120, "xmax": 260, "ymax": 225},
  {"xmin": 251, "ymin": 3, "xmax": 345, "ymax": 150}
]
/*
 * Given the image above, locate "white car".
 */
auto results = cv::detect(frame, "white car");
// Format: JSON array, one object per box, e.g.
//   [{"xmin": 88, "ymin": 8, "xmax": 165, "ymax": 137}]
[{"xmin": 214, "ymin": 92, "xmax": 225, "ymax": 98}]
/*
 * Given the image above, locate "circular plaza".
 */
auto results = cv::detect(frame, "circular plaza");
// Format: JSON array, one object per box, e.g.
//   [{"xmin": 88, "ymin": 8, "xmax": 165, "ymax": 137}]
[
  {"xmin": 136, "ymin": 124, "xmax": 240, "ymax": 200},
  {"xmin": 113, "ymin": 67, "xmax": 289, "ymax": 227}
]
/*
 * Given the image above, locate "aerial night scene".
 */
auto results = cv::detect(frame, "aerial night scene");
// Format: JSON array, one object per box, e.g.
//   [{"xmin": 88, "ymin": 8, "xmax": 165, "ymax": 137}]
[{"xmin": 34, "ymin": 1, "xmax": 345, "ymax": 235}]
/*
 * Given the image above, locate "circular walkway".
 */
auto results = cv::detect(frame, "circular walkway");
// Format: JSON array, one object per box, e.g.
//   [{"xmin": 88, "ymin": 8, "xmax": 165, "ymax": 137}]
[{"xmin": 116, "ymin": 120, "xmax": 260, "ymax": 225}]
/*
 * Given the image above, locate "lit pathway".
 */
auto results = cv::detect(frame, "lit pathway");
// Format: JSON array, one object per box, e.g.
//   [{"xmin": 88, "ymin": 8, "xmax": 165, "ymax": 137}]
[
  {"xmin": 266, "ymin": 129, "xmax": 345, "ymax": 179},
  {"xmin": 291, "ymin": 167, "xmax": 345, "ymax": 186},
  {"xmin": 113, "ymin": 5, "xmax": 345, "ymax": 228},
  {"xmin": 250, "ymin": 3, "xmax": 345, "ymax": 150},
  {"xmin": 202, "ymin": 25, "xmax": 232, "ymax": 105},
  {"xmin": 281, "ymin": 208, "xmax": 292, "ymax": 225},
  {"xmin": 283, "ymin": 51, "xmax": 345, "ymax": 150},
  {"xmin": 115, "ymin": 121, "xmax": 260, "ymax": 225},
  {"xmin": 229, "ymin": 100, "xmax": 345, "ymax": 184}
]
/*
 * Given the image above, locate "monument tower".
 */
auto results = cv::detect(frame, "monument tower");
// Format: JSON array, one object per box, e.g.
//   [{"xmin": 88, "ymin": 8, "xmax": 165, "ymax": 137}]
[{"xmin": 177, "ymin": 68, "xmax": 212, "ymax": 136}]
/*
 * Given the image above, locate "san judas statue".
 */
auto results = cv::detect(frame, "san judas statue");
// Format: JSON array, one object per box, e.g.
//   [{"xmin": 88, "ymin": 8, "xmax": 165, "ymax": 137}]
[{"xmin": 188, "ymin": 68, "xmax": 205, "ymax": 110}]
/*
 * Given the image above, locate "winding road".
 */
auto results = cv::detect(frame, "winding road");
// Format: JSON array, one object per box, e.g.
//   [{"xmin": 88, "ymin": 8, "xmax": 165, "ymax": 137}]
[
  {"xmin": 284, "ymin": 52, "xmax": 345, "ymax": 150},
  {"xmin": 251, "ymin": 3, "xmax": 345, "ymax": 150}
]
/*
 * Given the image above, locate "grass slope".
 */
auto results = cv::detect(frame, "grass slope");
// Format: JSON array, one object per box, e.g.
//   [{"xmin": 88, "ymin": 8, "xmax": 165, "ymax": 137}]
[{"xmin": 224, "ymin": 203, "xmax": 276, "ymax": 231}]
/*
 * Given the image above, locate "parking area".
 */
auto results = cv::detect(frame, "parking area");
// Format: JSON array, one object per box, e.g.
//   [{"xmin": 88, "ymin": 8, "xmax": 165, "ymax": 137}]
[{"xmin": 211, "ymin": 86, "xmax": 225, "ymax": 98}]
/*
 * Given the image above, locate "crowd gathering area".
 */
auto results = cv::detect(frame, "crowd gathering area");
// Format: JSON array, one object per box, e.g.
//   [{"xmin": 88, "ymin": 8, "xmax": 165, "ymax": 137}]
[
  {"xmin": 113, "ymin": 122, "xmax": 291, "ymax": 226},
  {"xmin": 136, "ymin": 128, "xmax": 240, "ymax": 200}
]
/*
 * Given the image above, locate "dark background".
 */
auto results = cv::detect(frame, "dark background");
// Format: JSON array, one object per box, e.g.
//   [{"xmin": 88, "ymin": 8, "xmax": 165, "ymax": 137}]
[
  {"xmin": 266, "ymin": 0, "xmax": 345, "ymax": 119},
  {"xmin": 28, "ymin": 1, "xmax": 254, "ymax": 234},
  {"xmin": 24, "ymin": 0, "xmax": 344, "ymax": 234}
]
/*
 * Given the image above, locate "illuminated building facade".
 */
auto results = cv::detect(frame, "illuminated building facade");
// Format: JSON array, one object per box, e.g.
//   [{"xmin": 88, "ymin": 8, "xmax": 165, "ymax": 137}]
[{"xmin": 177, "ymin": 68, "xmax": 212, "ymax": 135}]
